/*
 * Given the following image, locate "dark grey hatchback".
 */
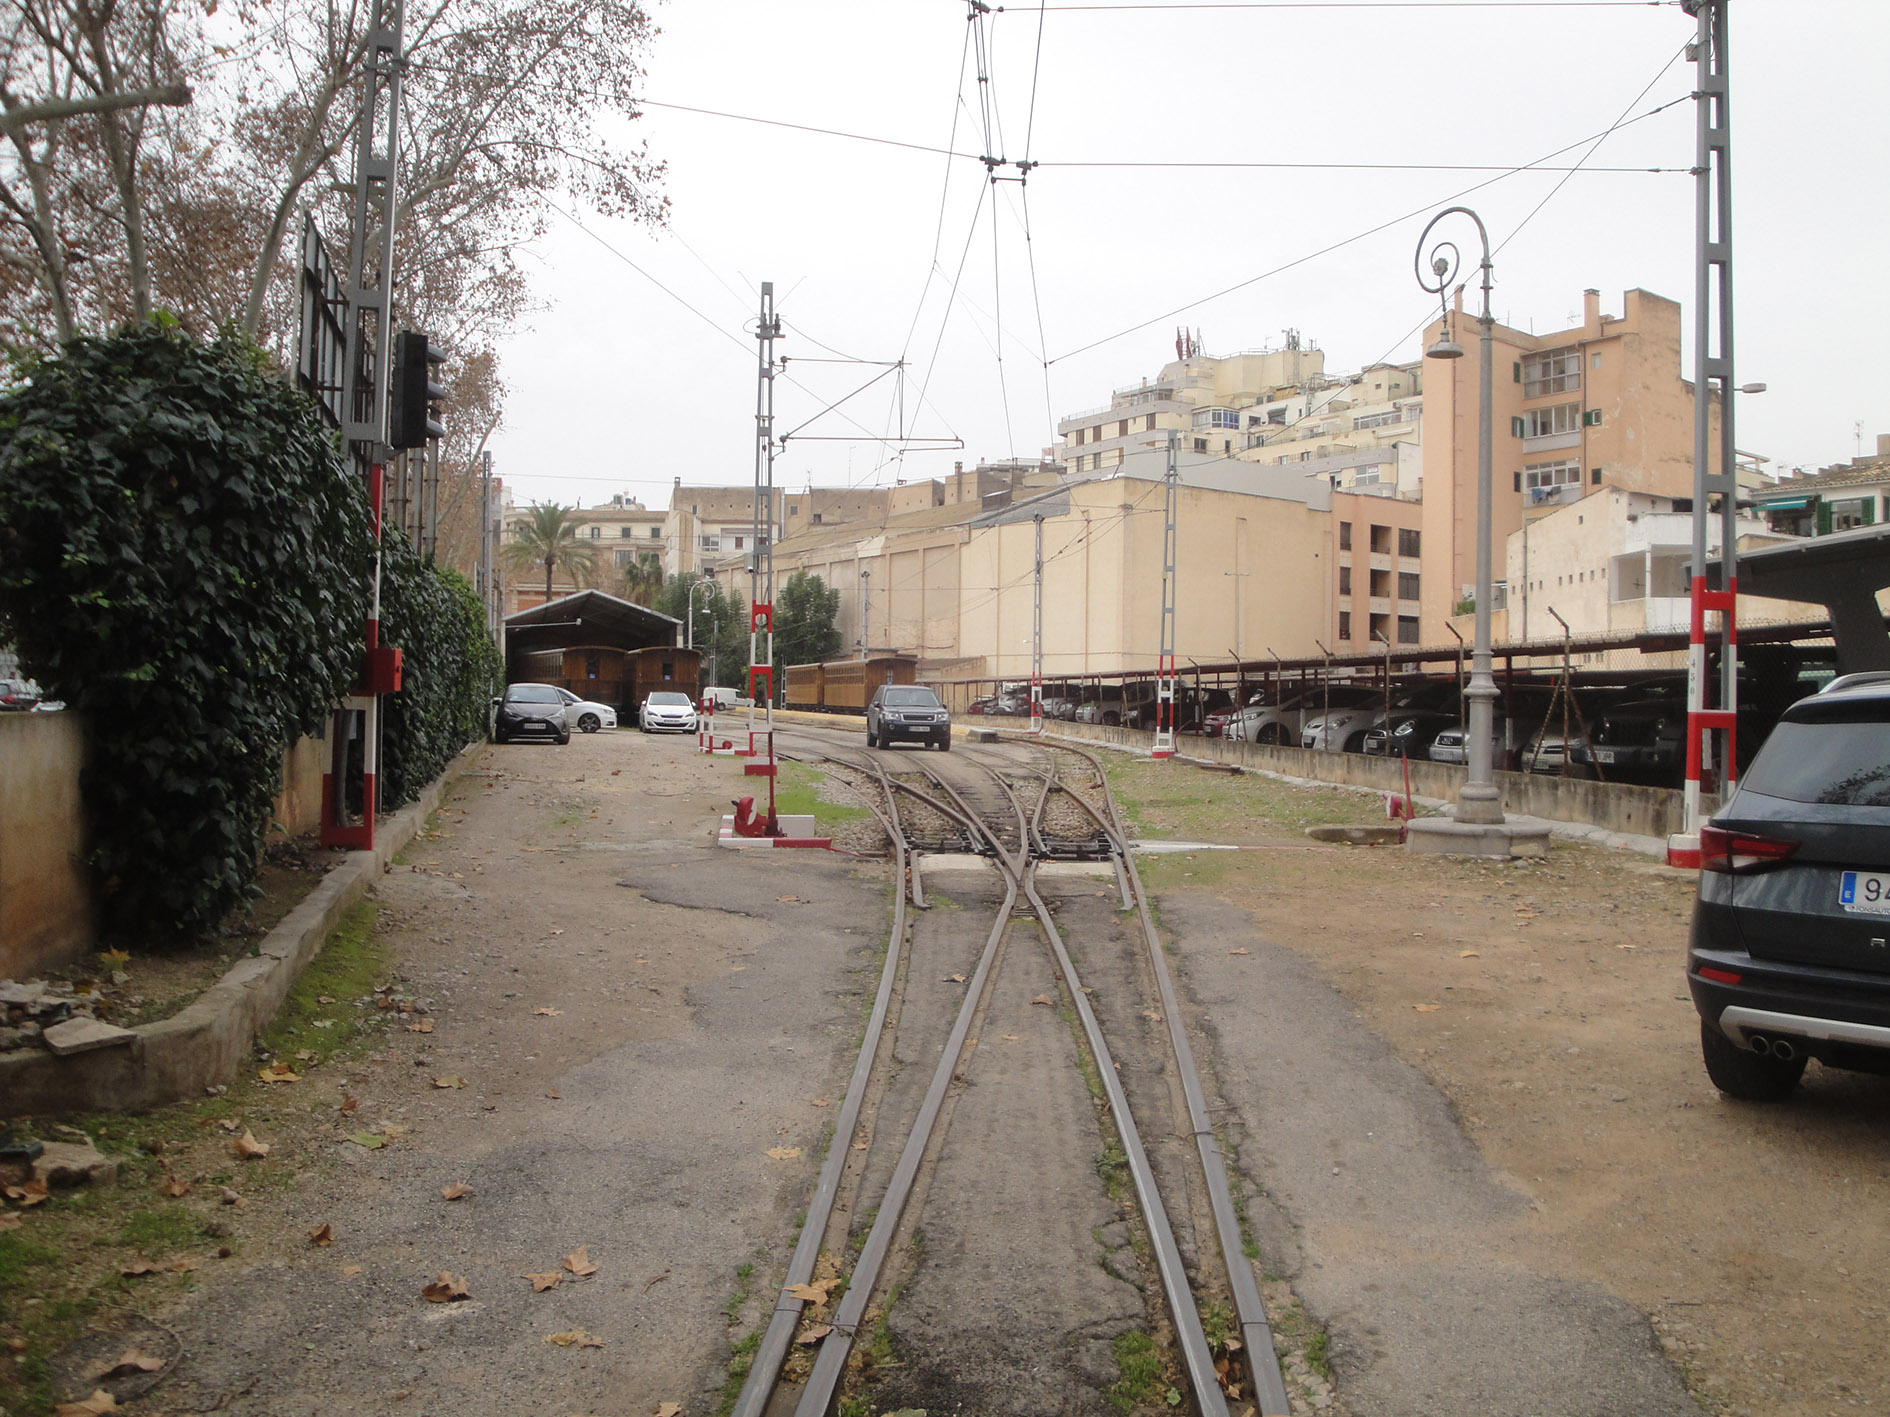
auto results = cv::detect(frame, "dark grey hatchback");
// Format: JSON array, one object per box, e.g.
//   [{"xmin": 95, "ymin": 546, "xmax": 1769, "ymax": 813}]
[
  {"xmin": 866, "ymin": 684, "xmax": 951, "ymax": 751},
  {"xmin": 1687, "ymin": 672, "xmax": 1890, "ymax": 1100}
]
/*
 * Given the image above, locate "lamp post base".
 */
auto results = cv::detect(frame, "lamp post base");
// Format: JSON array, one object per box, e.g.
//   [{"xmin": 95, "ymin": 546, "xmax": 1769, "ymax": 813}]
[{"xmin": 1405, "ymin": 815, "xmax": 1551, "ymax": 860}]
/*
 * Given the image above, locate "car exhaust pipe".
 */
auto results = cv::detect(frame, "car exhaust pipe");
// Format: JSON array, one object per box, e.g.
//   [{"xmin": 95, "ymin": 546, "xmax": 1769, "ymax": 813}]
[
  {"xmin": 1748, "ymin": 1034, "xmax": 1772, "ymax": 1056},
  {"xmin": 1770, "ymin": 1037, "xmax": 1797, "ymax": 1062}
]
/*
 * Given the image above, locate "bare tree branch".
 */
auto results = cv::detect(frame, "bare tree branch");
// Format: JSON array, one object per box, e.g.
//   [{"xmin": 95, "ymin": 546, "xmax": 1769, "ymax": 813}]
[{"xmin": 0, "ymin": 80, "xmax": 189, "ymax": 136}]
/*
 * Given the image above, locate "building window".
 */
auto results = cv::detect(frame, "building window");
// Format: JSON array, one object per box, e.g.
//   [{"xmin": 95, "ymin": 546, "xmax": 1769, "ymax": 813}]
[
  {"xmin": 1071, "ymin": 428, "xmax": 1084, "ymax": 446},
  {"xmin": 1144, "ymin": 413, "xmax": 1156, "ymax": 431},
  {"xmin": 1117, "ymin": 420, "xmax": 1129, "ymax": 437},
  {"xmin": 1369, "ymin": 524, "xmax": 1392, "ymax": 554},
  {"xmin": 735, "ymin": 536, "xmax": 744, "ymax": 550},
  {"xmin": 1338, "ymin": 610, "xmax": 1352, "ymax": 640},
  {"xmin": 1339, "ymin": 521, "xmax": 1352, "ymax": 551},
  {"xmin": 1353, "ymin": 408, "xmax": 1406, "ymax": 431},
  {"xmin": 1522, "ymin": 347, "xmax": 1581, "ymax": 398},
  {"xmin": 1397, "ymin": 615, "xmax": 1420, "ymax": 645},
  {"xmin": 661, "ymin": 660, "xmax": 674, "ymax": 680},
  {"xmin": 813, "ymin": 513, "xmax": 823, "ymax": 525},
  {"xmin": 1369, "ymin": 612, "xmax": 1389, "ymax": 642},
  {"xmin": 1523, "ymin": 402, "xmax": 1583, "ymax": 438},
  {"xmin": 700, "ymin": 536, "xmax": 720, "ymax": 552},
  {"xmin": 1398, "ymin": 527, "xmax": 1421, "ymax": 557},
  {"xmin": 1338, "ymin": 565, "xmax": 1352, "ymax": 595},
  {"xmin": 1398, "ymin": 572, "xmax": 1421, "ymax": 601},
  {"xmin": 650, "ymin": 526, "xmax": 661, "ymax": 538},
  {"xmin": 1195, "ymin": 439, "xmax": 1209, "ymax": 453},
  {"xmin": 619, "ymin": 526, "xmax": 632, "ymax": 538},
  {"xmin": 1369, "ymin": 568, "xmax": 1390, "ymax": 598},
  {"xmin": 1193, "ymin": 408, "xmax": 1240, "ymax": 430},
  {"xmin": 1522, "ymin": 459, "xmax": 1582, "ymax": 491}
]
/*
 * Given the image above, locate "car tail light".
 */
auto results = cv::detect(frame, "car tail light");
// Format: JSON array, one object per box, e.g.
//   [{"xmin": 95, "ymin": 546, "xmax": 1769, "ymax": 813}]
[
  {"xmin": 1699, "ymin": 823, "xmax": 1799, "ymax": 874},
  {"xmin": 1696, "ymin": 966, "xmax": 1744, "ymax": 985}
]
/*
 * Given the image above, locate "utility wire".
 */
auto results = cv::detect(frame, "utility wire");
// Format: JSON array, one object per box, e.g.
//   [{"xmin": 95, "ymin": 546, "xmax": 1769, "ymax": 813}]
[
  {"xmin": 1494, "ymin": 39, "xmax": 1689, "ymax": 256},
  {"xmin": 1047, "ymin": 91, "xmax": 1687, "ymax": 366}
]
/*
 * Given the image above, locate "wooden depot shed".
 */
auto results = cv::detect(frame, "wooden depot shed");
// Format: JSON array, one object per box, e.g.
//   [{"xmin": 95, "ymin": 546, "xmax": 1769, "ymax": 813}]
[{"xmin": 504, "ymin": 590, "xmax": 699, "ymax": 714}]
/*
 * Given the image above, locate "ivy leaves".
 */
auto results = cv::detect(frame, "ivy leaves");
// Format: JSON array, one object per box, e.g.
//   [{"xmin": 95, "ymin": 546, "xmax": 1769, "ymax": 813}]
[{"xmin": 0, "ymin": 322, "xmax": 371, "ymax": 939}]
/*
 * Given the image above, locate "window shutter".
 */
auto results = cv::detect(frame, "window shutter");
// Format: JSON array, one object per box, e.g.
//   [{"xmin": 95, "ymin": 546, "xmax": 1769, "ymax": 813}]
[
  {"xmin": 1511, "ymin": 416, "xmax": 1525, "ymax": 438},
  {"xmin": 1583, "ymin": 409, "xmax": 1603, "ymax": 427},
  {"xmin": 1513, "ymin": 362, "xmax": 1522, "ymax": 383},
  {"xmin": 1816, "ymin": 500, "xmax": 1833, "ymax": 535},
  {"xmin": 1513, "ymin": 471, "xmax": 1522, "ymax": 493},
  {"xmin": 1591, "ymin": 467, "xmax": 1602, "ymax": 484}
]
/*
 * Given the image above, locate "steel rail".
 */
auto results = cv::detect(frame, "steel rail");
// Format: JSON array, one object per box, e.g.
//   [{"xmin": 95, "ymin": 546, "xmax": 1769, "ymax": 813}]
[
  {"xmin": 910, "ymin": 757, "xmax": 1232, "ymax": 1417},
  {"xmin": 729, "ymin": 764, "xmax": 913, "ymax": 1417},
  {"xmin": 1046, "ymin": 737, "xmax": 1293, "ymax": 1417},
  {"xmin": 792, "ymin": 799, "xmax": 1019, "ymax": 1416}
]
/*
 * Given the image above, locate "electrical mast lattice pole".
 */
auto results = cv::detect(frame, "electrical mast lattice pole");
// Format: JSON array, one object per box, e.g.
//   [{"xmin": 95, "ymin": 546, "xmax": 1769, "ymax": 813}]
[{"xmin": 1152, "ymin": 429, "xmax": 1179, "ymax": 759}]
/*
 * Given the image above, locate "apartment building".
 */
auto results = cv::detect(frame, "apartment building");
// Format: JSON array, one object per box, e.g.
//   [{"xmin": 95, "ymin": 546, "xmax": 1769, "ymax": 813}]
[
  {"xmin": 1418, "ymin": 286, "xmax": 1723, "ymax": 641},
  {"xmin": 1751, "ymin": 436, "xmax": 1890, "ymax": 537}
]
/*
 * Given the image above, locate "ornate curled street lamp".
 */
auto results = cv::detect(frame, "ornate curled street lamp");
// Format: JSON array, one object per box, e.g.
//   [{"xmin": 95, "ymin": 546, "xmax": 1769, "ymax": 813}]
[{"xmin": 1407, "ymin": 207, "xmax": 1546, "ymax": 857}]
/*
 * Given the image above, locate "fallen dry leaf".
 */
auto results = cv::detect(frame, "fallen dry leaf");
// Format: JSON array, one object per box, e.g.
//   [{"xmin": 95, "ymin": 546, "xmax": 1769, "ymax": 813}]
[
  {"xmin": 120, "ymin": 1257, "xmax": 158, "ymax": 1277},
  {"xmin": 96, "ymin": 1349, "xmax": 165, "ymax": 1379},
  {"xmin": 942, "ymin": 973, "xmax": 966, "ymax": 984},
  {"xmin": 341, "ymin": 1264, "xmax": 363, "ymax": 1276},
  {"xmin": 53, "ymin": 1391, "xmax": 117, "ymax": 1416},
  {"xmin": 215, "ymin": 1118, "xmax": 241, "ymax": 1133},
  {"xmin": 317, "ymin": 995, "xmax": 336, "ymax": 1005},
  {"xmin": 765, "ymin": 1146, "xmax": 802, "ymax": 1161},
  {"xmin": 655, "ymin": 1405, "xmax": 682, "ymax": 1417},
  {"xmin": 408, "ymin": 1019, "xmax": 434, "ymax": 1034},
  {"xmin": 1229, "ymin": 948, "xmax": 1251, "ymax": 955},
  {"xmin": 1459, "ymin": 949, "xmax": 1481, "ymax": 958},
  {"xmin": 534, "ymin": 1007, "xmax": 563, "ymax": 1017},
  {"xmin": 642, "ymin": 1269, "xmax": 671, "ymax": 1293},
  {"xmin": 1001, "ymin": 1033, "xmax": 1020, "ymax": 1041},
  {"xmin": 562, "ymin": 1245, "xmax": 599, "ymax": 1277},
  {"xmin": 339, "ymin": 1095, "xmax": 360, "ymax": 1115},
  {"xmin": 168, "ymin": 1257, "xmax": 199, "ymax": 1273},
  {"xmin": 776, "ymin": 895, "xmax": 806, "ymax": 903},
  {"xmin": 1030, "ymin": 994, "xmax": 1052, "ymax": 1006},
  {"xmin": 544, "ymin": 1089, "xmax": 562, "ymax": 1100},
  {"xmin": 378, "ymin": 1123, "xmax": 409, "ymax": 1137},
  {"xmin": 421, "ymin": 1272, "xmax": 470, "ymax": 1302},
  {"xmin": 258, "ymin": 1063, "xmax": 301, "ymax": 1084},
  {"xmin": 309, "ymin": 1223, "xmax": 333, "ymax": 1247},
  {"xmin": 852, "ymin": 1141, "xmax": 869, "ymax": 1151},
  {"xmin": 525, "ymin": 1271, "xmax": 562, "ymax": 1292},
  {"xmin": 218, "ymin": 1186, "xmax": 247, "ymax": 1207},
  {"xmin": 232, "ymin": 1130, "xmax": 270, "ymax": 1160},
  {"xmin": 347, "ymin": 1132, "xmax": 386, "ymax": 1150},
  {"xmin": 784, "ymin": 1280, "xmax": 834, "ymax": 1304},
  {"xmin": 159, "ymin": 1175, "xmax": 190, "ymax": 1198},
  {"xmin": 809, "ymin": 1098, "xmax": 829, "ymax": 1107},
  {"xmin": 431, "ymin": 1076, "xmax": 465, "ymax": 1089},
  {"xmin": 5, "ymin": 1179, "xmax": 50, "ymax": 1207},
  {"xmin": 0, "ymin": 1213, "xmax": 21, "ymax": 1230},
  {"xmin": 542, "ymin": 1329, "xmax": 605, "ymax": 1348},
  {"xmin": 1415, "ymin": 1003, "xmax": 1443, "ymax": 1012},
  {"xmin": 441, "ymin": 1183, "xmax": 474, "ymax": 1201},
  {"xmin": 794, "ymin": 1323, "xmax": 833, "ymax": 1345}
]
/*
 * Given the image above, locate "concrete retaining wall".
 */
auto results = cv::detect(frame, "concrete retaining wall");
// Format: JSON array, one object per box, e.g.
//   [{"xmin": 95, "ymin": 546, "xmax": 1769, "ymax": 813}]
[
  {"xmin": 1012, "ymin": 718, "xmax": 1687, "ymax": 841},
  {"xmin": 0, "ymin": 746, "xmax": 473, "ymax": 1115},
  {"xmin": 0, "ymin": 713, "xmax": 94, "ymax": 979}
]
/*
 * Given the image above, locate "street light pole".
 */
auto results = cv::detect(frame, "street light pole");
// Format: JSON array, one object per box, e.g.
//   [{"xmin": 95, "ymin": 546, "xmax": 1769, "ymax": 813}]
[{"xmin": 1408, "ymin": 206, "xmax": 1546, "ymax": 857}]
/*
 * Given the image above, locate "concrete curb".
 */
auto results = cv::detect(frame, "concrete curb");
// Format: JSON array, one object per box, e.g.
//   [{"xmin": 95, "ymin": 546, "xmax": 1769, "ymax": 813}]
[{"xmin": 0, "ymin": 745, "xmax": 477, "ymax": 1116}]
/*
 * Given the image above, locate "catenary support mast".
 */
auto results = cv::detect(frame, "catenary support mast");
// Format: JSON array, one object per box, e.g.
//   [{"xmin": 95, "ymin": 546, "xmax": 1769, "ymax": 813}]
[
  {"xmin": 1671, "ymin": 0, "xmax": 1740, "ymax": 867},
  {"xmin": 1152, "ymin": 429, "xmax": 1179, "ymax": 758},
  {"xmin": 322, "ymin": 0, "xmax": 405, "ymax": 850},
  {"xmin": 745, "ymin": 282, "xmax": 783, "ymax": 832}
]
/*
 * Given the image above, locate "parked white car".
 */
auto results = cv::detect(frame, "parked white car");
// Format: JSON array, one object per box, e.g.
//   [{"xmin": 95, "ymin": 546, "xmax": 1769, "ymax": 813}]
[
  {"xmin": 1296, "ymin": 687, "xmax": 1384, "ymax": 751},
  {"xmin": 639, "ymin": 691, "xmax": 697, "ymax": 733},
  {"xmin": 557, "ymin": 688, "xmax": 617, "ymax": 733},
  {"xmin": 1223, "ymin": 689, "xmax": 1316, "ymax": 744}
]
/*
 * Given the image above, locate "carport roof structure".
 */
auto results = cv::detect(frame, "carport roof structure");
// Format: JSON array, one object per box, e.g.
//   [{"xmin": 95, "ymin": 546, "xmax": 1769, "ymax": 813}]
[
  {"xmin": 1714, "ymin": 523, "xmax": 1890, "ymax": 674},
  {"xmin": 505, "ymin": 590, "xmax": 681, "ymax": 655}
]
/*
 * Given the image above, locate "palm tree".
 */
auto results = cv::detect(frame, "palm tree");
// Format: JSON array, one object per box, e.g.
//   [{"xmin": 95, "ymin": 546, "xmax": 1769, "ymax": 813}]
[
  {"xmin": 620, "ymin": 552, "xmax": 665, "ymax": 606},
  {"xmin": 502, "ymin": 502, "xmax": 597, "ymax": 601}
]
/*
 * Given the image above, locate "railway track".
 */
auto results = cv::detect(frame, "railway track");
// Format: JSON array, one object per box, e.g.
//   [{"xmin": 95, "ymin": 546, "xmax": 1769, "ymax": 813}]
[{"xmin": 735, "ymin": 725, "xmax": 1292, "ymax": 1416}]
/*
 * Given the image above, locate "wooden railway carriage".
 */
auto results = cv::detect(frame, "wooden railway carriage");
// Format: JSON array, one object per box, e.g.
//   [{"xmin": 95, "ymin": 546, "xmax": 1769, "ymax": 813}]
[
  {"xmin": 516, "ymin": 644, "xmax": 699, "ymax": 714},
  {"xmin": 785, "ymin": 654, "xmax": 918, "ymax": 712}
]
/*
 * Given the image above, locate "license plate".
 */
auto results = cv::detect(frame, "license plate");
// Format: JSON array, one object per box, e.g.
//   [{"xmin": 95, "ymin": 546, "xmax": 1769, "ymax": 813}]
[
  {"xmin": 1839, "ymin": 871, "xmax": 1890, "ymax": 915},
  {"xmin": 1594, "ymin": 748, "xmax": 1616, "ymax": 764}
]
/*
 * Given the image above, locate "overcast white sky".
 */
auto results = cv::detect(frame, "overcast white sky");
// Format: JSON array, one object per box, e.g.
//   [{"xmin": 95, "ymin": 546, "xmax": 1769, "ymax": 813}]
[{"xmin": 485, "ymin": 0, "xmax": 1890, "ymax": 512}]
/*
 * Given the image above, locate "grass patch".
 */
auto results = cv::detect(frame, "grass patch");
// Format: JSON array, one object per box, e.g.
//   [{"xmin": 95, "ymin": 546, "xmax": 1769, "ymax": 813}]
[
  {"xmin": 0, "ymin": 898, "xmax": 395, "ymax": 1416},
  {"xmin": 1108, "ymin": 1329, "xmax": 1165, "ymax": 1411},
  {"xmin": 257, "ymin": 899, "xmax": 390, "ymax": 1068},
  {"xmin": 774, "ymin": 762, "xmax": 871, "ymax": 836},
  {"xmin": 712, "ymin": 1328, "xmax": 762, "ymax": 1417},
  {"xmin": 1095, "ymin": 1142, "xmax": 1130, "ymax": 1202},
  {"xmin": 1107, "ymin": 757, "xmax": 1384, "ymax": 847}
]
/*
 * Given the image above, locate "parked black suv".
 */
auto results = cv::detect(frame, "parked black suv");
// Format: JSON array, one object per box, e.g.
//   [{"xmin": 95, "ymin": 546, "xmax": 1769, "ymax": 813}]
[
  {"xmin": 489, "ymin": 682, "xmax": 571, "ymax": 745},
  {"xmin": 867, "ymin": 684, "xmax": 951, "ymax": 751},
  {"xmin": 1686, "ymin": 672, "xmax": 1890, "ymax": 1100}
]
